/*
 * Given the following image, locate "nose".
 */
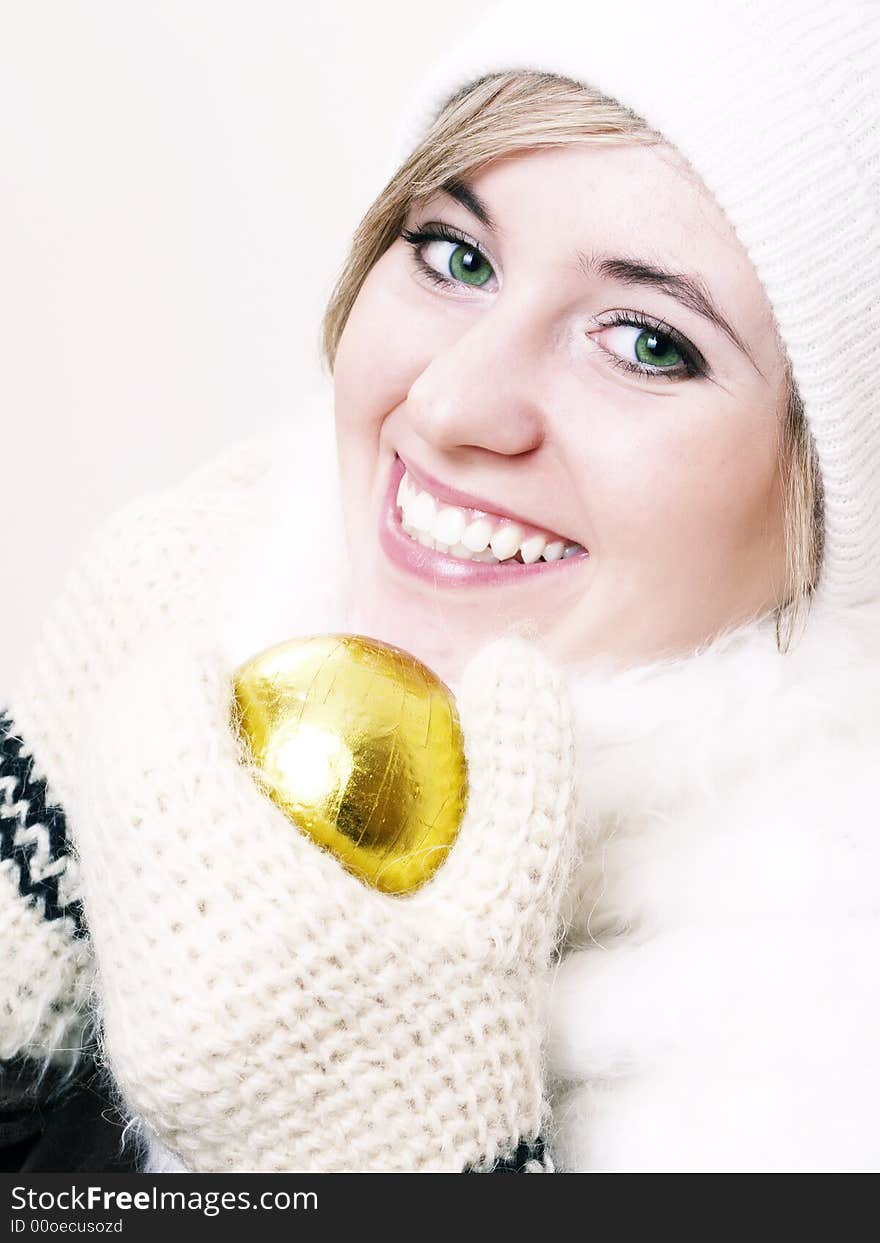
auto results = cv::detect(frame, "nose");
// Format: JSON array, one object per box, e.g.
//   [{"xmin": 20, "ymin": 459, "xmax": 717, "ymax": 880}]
[{"xmin": 404, "ymin": 304, "xmax": 548, "ymax": 457}]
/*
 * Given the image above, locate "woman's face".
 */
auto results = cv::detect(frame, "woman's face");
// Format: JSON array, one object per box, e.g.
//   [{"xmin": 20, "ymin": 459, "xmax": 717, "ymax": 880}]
[{"xmin": 333, "ymin": 141, "xmax": 789, "ymax": 682}]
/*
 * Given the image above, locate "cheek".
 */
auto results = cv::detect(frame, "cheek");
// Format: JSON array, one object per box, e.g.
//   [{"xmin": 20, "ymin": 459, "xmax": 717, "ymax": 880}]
[
  {"xmin": 333, "ymin": 254, "xmax": 433, "ymax": 444},
  {"xmin": 579, "ymin": 390, "xmax": 782, "ymax": 566},
  {"xmin": 332, "ymin": 255, "xmax": 441, "ymax": 540},
  {"xmin": 684, "ymin": 402, "xmax": 782, "ymax": 552}
]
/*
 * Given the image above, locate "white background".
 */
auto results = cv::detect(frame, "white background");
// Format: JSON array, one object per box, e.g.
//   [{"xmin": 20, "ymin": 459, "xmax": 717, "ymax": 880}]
[{"xmin": 0, "ymin": 1, "xmax": 492, "ymax": 687}]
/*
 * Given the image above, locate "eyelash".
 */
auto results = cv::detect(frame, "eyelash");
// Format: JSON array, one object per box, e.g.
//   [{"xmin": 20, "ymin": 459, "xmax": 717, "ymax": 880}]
[
  {"xmin": 399, "ymin": 220, "xmax": 707, "ymax": 383},
  {"xmin": 594, "ymin": 309, "xmax": 706, "ymax": 381},
  {"xmin": 400, "ymin": 221, "xmax": 491, "ymax": 290}
]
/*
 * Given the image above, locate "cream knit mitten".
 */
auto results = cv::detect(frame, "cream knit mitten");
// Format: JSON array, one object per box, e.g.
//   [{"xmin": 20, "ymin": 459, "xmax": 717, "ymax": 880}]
[{"xmin": 75, "ymin": 629, "xmax": 576, "ymax": 1173}]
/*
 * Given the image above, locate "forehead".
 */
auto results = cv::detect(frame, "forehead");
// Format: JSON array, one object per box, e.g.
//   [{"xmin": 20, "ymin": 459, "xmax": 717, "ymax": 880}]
[
  {"xmin": 417, "ymin": 142, "xmax": 780, "ymax": 370},
  {"xmin": 464, "ymin": 142, "xmax": 740, "ymax": 259},
  {"xmin": 431, "ymin": 143, "xmax": 760, "ymax": 285}
]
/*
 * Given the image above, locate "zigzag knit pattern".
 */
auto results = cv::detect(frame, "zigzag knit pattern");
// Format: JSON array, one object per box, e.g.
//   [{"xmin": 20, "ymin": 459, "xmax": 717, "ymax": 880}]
[
  {"xmin": 0, "ymin": 713, "xmax": 83, "ymax": 935},
  {"xmin": 1, "ymin": 714, "xmax": 93, "ymax": 1066}
]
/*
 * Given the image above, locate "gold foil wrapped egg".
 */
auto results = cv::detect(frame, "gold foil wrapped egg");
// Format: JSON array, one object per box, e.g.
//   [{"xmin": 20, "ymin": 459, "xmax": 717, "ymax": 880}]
[{"xmin": 232, "ymin": 634, "xmax": 468, "ymax": 894}]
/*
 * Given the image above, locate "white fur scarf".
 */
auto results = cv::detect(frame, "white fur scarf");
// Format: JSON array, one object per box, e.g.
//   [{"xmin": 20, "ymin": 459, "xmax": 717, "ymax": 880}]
[
  {"xmin": 549, "ymin": 595, "xmax": 880, "ymax": 1172},
  {"xmin": 14, "ymin": 400, "xmax": 880, "ymax": 1172}
]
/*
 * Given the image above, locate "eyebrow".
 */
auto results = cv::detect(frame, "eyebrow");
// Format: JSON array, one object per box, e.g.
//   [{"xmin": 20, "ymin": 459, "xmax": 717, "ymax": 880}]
[
  {"xmin": 581, "ymin": 253, "xmax": 756, "ymax": 366},
  {"xmin": 438, "ymin": 179, "xmax": 759, "ymax": 371},
  {"xmin": 441, "ymin": 178, "xmax": 498, "ymax": 231}
]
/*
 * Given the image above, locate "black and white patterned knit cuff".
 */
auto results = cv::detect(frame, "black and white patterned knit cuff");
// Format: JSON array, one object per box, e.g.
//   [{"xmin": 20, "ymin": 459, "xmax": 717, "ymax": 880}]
[{"xmin": 0, "ymin": 712, "xmax": 93, "ymax": 1068}]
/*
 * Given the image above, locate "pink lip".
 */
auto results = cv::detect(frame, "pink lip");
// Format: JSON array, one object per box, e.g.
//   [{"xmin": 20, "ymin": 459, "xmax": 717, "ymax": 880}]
[{"xmin": 378, "ymin": 455, "xmax": 589, "ymax": 588}]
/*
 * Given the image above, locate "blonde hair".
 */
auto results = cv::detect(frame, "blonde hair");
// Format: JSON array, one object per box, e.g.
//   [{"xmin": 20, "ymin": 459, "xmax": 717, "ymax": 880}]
[
  {"xmin": 775, "ymin": 366, "xmax": 825, "ymax": 652},
  {"xmin": 320, "ymin": 70, "xmax": 824, "ymax": 654}
]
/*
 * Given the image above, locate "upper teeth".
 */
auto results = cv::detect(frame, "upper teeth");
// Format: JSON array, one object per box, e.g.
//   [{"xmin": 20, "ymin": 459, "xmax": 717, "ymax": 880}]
[{"xmin": 396, "ymin": 469, "xmax": 585, "ymax": 564}]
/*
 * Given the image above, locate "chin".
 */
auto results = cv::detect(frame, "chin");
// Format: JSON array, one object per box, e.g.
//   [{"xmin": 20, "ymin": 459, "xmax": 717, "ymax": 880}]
[{"xmin": 346, "ymin": 578, "xmax": 477, "ymax": 685}]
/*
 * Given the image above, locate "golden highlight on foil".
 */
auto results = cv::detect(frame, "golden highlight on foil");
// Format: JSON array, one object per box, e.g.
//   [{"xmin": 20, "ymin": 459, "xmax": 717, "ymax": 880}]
[{"xmin": 232, "ymin": 635, "xmax": 468, "ymax": 894}]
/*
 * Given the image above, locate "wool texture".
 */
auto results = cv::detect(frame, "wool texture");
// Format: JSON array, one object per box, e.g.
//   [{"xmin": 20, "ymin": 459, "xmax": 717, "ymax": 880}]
[
  {"xmin": 5, "ymin": 397, "xmax": 880, "ymax": 1172},
  {"xmin": 3, "ymin": 409, "xmax": 576, "ymax": 1174},
  {"xmin": 383, "ymin": 0, "xmax": 880, "ymax": 610},
  {"xmin": 0, "ymin": 716, "xmax": 92, "ymax": 1070}
]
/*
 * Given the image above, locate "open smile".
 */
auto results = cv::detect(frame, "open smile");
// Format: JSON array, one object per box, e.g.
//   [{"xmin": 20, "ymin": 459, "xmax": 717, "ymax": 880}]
[{"xmin": 378, "ymin": 455, "xmax": 588, "ymax": 587}]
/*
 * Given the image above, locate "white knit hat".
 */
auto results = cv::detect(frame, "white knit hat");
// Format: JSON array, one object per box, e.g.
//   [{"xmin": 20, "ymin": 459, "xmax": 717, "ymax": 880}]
[{"xmin": 386, "ymin": 0, "xmax": 880, "ymax": 610}]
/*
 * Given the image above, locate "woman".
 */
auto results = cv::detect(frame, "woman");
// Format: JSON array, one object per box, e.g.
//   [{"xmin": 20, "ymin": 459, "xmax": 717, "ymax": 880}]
[{"xmin": 3, "ymin": 0, "xmax": 879, "ymax": 1172}]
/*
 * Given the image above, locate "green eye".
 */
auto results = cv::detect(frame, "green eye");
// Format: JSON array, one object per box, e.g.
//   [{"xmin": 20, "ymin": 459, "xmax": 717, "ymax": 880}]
[
  {"xmin": 634, "ymin": 329, "xmax": 683, "ymax": 369},
  {"xmin": 401, "ymin": 224, "xmax": 497, "ymax": 293},
  {"xmin": 448, "ymin": 243, "xmax": 493, "ymax": 287},
  {"xmin": 591, "ymin": 315, "xmax": 703, "ymax": 381}
]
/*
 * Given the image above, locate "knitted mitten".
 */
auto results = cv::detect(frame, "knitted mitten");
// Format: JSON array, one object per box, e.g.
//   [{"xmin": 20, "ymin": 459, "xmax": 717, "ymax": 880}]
[
  {"xmin": 2, "ymin": 423, "xmax": 576, "ymax": 1171},
  {"xmin": 2, "ymin": 428, "xmax": 292, "ymax": 1099},
  {"xmin": 73, "ymin": 629, "xmax": 576, "ymax": 1173}
]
